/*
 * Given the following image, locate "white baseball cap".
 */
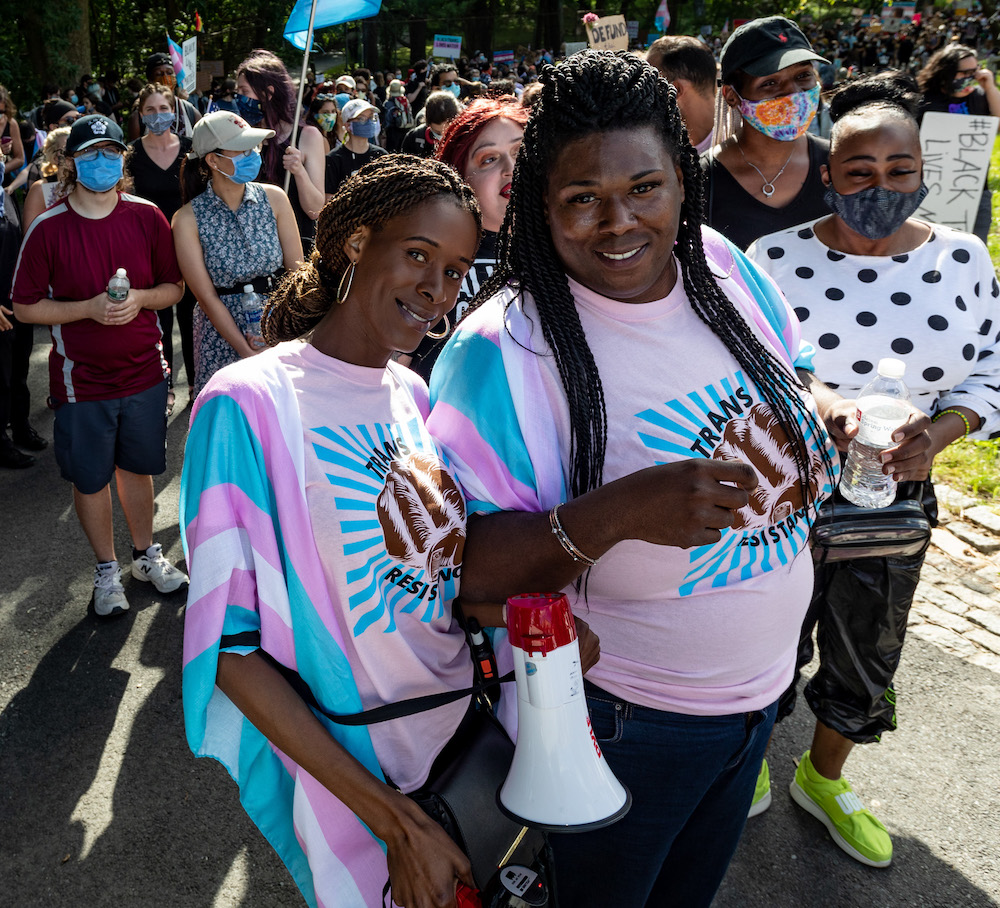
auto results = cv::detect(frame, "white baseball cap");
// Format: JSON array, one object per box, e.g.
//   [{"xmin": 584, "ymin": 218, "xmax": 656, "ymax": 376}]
[
  {"xmin": 341, "ymin": 98, "xmax": 378, "ymax": 122},
  {"xmin": 190, "ymin": 111, "xmax": 275, "ymax": 158}
]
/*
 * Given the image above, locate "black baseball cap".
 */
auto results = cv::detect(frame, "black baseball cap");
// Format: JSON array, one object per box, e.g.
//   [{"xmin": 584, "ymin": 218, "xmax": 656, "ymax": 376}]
[
  {"xmin": 720, "ymin": 16, "xmax": 828, "ymax": 82},
  {"xmin": 66, "ymin": 115, "xmax": 127, "ymax": 154},
  {"xmin": 145, "ymin": 52, "xmax": 173, "ymax": 77}
]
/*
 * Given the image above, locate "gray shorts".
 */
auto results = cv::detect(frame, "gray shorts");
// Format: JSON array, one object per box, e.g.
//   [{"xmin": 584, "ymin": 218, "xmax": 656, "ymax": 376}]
[{"xmin": 53, "ymin": 380, "xmax": 168, "ymax": 494}]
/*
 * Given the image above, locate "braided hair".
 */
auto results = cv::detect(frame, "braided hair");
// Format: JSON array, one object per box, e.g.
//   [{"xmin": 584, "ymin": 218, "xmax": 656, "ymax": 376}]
[
  {"xmin": 479, "ymin": 49, "xmax": 833, "ymax": 501},
  {"xmin": 263, "ymin": 154, "xmax": 482, "ymax": 344}
]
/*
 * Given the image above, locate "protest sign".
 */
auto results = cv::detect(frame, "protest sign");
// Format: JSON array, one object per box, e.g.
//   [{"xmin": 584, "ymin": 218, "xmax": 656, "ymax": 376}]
[
  {"xmin": 627, "ymin": 20, "xmax": 639, "ymax": 39},
  {"xmin": 916, "ymin": 112, "xmax": 999, "ymax": 232},
  {"xmin": 182, "ymin": 37, "xmax": 197, "ymax": 94},
  {"xmin": 433, "ymin": 34, "xmax": 462, "ymax": 59},
  {"xmin": 586, "ymin": 15, "xmax": 630, "ymax": 51},
  {"xmin": 880, "ymin": 1, "xmax": 915, "ymax": 32},
  {"xmin": 564, "ymin": 41, "xmax": 588, "ymax": 55},
  {"xmin": 494, "ymin": 49, "xmax": 514, "ymax": 63}
]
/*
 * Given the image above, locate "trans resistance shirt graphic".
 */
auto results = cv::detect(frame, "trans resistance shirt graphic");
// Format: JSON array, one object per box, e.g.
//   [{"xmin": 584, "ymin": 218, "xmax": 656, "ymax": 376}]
[
  {"xmin": 636, "ymin": 370, "xmax": 827, "ymax": 597},
  {"xmin": 308, "ymin": 419, "xmax": 466, "ymax": 638}
]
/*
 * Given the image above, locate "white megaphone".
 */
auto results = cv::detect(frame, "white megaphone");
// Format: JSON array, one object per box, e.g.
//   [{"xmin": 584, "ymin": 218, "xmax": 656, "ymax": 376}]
[{"xmin": 498, "ymin": 592, "xmax": 631, "ymax": 831}]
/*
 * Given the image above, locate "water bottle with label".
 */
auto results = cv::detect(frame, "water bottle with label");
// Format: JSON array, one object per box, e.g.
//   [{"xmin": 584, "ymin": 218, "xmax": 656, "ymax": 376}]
[
  {"xmin": 839, "ymin": 358, "xmax": 912, "ymax": 509},
  {"xmin": 241, "ymin": 284, "xmax": 267, "ymax": 350},
  {"xmin": 107, "ymin": 268, "xmax": 130, "ymax": 302}
]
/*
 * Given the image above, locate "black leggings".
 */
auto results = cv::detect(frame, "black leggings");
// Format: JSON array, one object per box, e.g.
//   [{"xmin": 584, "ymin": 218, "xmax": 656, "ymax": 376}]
[
  {"xmin": 157, "ymin": 288, "xmax": 196, "ymax": 390},
  {"xmin": 779, "ymin": 481, "xmax": 938, "ymax": 743}
]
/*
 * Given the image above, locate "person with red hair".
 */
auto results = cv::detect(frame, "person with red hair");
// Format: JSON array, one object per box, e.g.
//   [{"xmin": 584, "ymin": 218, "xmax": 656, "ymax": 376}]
[{"xmin": 407, "ymin": 96, "xmax": 528, "ymax": 379}]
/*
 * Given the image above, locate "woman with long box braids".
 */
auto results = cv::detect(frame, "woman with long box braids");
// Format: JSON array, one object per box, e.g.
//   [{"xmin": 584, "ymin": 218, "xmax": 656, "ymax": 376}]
[{"xmin": 428, "ymin": 51, "xmax": 840, "ymax": 907}]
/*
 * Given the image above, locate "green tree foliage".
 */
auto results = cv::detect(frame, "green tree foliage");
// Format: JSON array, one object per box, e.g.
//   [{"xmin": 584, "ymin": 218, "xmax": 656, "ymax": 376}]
[{"xmin": 0, "ymin": 0, "xmax": 847, "ymax": 108}]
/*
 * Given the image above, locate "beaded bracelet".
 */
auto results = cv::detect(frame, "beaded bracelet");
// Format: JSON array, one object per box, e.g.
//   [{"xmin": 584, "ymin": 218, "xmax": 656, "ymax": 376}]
[
  {"xmin": 933, "ymin": 407, "xmax": 973, "ymax": 437},
  {"xmin": 549, "ymin": 503, "xmax": 599, "ymax": 567}
]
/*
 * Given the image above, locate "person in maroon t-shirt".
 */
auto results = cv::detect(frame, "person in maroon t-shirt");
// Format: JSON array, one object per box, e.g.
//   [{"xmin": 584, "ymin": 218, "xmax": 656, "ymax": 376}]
[{"xmin": 12, "ymin": 114, "xmax": 189, "ymax": 619}]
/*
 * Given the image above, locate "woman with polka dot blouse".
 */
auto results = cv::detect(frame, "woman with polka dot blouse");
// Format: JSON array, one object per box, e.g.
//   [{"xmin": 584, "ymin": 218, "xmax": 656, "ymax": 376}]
[{"xmin": 748, "ymin": 73, "xmax": 1000, "ymax": 870}]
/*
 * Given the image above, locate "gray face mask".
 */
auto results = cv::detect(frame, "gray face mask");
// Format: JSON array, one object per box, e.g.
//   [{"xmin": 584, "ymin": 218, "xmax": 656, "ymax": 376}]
[{"xmin": 824, "ymin": 182, "xmax": 929, "ymax": 239}]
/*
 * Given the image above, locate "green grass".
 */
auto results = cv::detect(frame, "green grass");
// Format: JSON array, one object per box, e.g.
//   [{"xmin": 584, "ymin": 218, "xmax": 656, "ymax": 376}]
[{"xmin": 935, "ymin": 136, "xmax": 1000, "ymax": 505}]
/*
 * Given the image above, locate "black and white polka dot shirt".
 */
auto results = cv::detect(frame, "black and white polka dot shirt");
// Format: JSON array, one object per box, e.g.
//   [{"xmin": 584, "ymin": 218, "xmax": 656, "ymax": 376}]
[{"xmin": 748, "ymin": 221, "xmax": 1000, "ymax": 439}]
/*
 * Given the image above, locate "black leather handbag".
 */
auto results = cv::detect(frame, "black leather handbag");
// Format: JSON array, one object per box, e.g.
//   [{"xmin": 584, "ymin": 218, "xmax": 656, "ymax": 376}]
[
  {"xmin": 407, "ymin": 700, "xmax": 545, "ymax": 890},
  {"xmin": 811, "ymin": 494, "xmax": 932, "ymax": 562},
  {"xmin": 264, "ymin": 622, "xmax": 546, "ymax": 893}
]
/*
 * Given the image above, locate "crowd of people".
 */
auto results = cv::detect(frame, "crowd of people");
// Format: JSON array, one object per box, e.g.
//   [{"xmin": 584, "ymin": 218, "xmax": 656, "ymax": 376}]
[{"xmin": 2, "ymin": 12, "xmax": 999, "ymax": 908}]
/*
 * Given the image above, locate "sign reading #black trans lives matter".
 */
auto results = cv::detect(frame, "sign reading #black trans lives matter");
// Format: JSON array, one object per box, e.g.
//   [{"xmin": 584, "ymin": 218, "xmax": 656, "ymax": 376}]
[{"xmin": 917, "ymin": 112, "xmax": 999, "ymax": 233}]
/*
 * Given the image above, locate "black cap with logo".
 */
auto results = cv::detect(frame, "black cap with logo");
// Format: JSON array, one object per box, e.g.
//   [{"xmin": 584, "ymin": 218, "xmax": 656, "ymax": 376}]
[
  {"xmin": 66, "ymin": 115, "xmax": 127, "ymax": 154},
  {"xmin": 720, "ymin": 16, "xmax": 829, "ymax": 82}
]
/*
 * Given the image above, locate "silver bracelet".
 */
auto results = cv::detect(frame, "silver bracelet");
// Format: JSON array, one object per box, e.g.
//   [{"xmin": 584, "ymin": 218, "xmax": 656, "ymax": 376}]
[{"xmin": 549, "ymin": 503, "xmax": 599, "ymax": 566}]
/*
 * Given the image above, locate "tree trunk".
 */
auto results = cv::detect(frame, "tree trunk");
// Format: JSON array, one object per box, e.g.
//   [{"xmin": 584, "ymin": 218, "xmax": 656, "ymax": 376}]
[
  {"xmin": 363, "ymin": 18, "xmax": 379, "ymax": 72},
  {"xmin": 19, "ymin": 8, "xmax": 51, "ymax": 88},
  {"xmin": 409, "ymin": 18, "xmax": 427, "ymax": 64},
  {"xmin": 467, "ymin": 0, "xmax": 497, "ymax": 59},
  {"xmin": 534, "ymin": 0, "xmax": 562, "ymax": 50},
  {"xmin": 66, "ymin": 0, "xmax": 91, "ymax": 79}
]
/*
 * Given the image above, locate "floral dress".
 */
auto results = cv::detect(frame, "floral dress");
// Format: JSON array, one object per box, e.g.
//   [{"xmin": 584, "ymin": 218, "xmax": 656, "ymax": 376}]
[{"xmin": 190, "ymin": 181, "xmax": 283, "ymax": 395}]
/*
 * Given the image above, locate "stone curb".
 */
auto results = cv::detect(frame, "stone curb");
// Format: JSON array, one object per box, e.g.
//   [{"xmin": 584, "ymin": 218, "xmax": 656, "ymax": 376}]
[{"xmin": 907, "ymin": 485, "xmax": 1000, "ymax": 674}]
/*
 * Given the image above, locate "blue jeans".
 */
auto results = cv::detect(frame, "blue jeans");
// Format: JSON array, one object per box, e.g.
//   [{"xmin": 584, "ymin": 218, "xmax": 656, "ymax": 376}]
[{"xmin": 549, "ymin": 683, "xmax": 777, "ymax": 908}]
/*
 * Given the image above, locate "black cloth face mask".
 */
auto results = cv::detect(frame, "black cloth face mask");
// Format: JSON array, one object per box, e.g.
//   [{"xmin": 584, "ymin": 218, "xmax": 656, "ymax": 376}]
[{"xmin": 824, "ymin": 182, "xmax": 929, "ymax": 240}]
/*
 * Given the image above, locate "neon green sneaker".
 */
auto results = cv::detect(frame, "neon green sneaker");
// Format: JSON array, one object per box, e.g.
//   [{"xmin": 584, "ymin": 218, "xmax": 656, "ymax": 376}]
[
  {"xmin": 748, "ymin": 758, "xmax": 771, "ymax": 817},
  {"xmin": 789, "ymin": 750, "xmax": 892, "ymax": 867}
]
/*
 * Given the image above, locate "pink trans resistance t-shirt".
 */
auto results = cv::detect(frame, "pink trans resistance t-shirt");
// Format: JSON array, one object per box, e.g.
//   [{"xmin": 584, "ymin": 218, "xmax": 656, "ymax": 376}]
[{"xmin": 428, "ymin": 234, "xmax": 837, "ymax": 718}]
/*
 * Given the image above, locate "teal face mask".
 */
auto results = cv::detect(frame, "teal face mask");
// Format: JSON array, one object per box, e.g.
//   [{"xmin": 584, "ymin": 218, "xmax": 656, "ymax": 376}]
[
  {"xmin": 75, "ymin": 149, "xmax": 124, "ymax": 192},
  {"xmin": 218, "ymin": 149, "xmax": 262, "ymax": 184}
]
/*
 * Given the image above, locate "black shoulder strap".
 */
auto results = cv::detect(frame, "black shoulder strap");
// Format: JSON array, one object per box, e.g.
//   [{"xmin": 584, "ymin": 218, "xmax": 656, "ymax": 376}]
[{"xmin": 223, "ymin": 630, "xmax": 514, "ymax": 728}]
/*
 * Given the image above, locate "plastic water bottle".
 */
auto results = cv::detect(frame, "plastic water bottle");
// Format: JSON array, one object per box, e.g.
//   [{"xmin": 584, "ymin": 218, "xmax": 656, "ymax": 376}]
[
  {"xmin": 241, "ymin": 284, "xmax": 266, "ymax": 350},
  {"xmin": 107, "ymin": 268, "xmax": 130, "ymax": 302},
  {"xmin": 839, "ymin": 358, "xmax": 911, "ymax": 509}
]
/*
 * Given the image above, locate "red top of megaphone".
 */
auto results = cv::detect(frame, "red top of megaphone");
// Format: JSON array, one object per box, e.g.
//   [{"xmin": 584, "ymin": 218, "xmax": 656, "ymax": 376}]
[{"xmin": 506, "ymin": 592, "xmax": 577, "ymax": 654}]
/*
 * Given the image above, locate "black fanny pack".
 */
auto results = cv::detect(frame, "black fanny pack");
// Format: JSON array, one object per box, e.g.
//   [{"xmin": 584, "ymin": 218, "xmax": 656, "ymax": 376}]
[
  {"xmin": 213, "ymin": 268, "xmax": 286, "ymax": 299},
  {"xmin": 811, "ymin": 493, "xmax": 932, "ymax": 562}
]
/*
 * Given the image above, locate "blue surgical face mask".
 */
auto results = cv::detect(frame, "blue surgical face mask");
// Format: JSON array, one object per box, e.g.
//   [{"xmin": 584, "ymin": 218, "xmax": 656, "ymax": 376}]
[
  {"xmin": 443, "ymin": 83, "xmax": 461, "ymax": 98},
  {"xmin": 218, "ymin": 149, "xmax": 262, "ymax": 184},
  {"xmin": 824, "ymin": 182, "xmax": 929, "ymax": 239},
  {"xmin": 74, "ymin": 149, "xmax": 124, "ymax": 192},
  {"xmin": 70, "ymin": 93, "xmax": 79, "ymax": 104},
  {"xmin": 235, "ymin": 93, "xmax": 264, "ymax": 125},
  {"xmin": 348, "ymin": 117, "xmax": 379, "ymax": 138},
  {"xmin": 142, "ymin": 111, "xmax": 175, "ymax": 135}
]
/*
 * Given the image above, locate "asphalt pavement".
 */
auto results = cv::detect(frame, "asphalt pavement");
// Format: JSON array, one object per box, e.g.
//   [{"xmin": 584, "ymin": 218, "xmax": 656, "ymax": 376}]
[{"xmin": 1, "ymin": 327, "xmax": 998, "ymax": 907}]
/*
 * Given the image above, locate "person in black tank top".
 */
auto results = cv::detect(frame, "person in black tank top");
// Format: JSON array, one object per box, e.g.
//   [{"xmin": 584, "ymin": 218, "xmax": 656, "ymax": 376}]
[
  {"xmin": 701, "ymin": 17, "xmax": 831, "ymax": 251},
  {"xmin": 236, "ymin": 50, "xmax": 326, "ymax": 252}
]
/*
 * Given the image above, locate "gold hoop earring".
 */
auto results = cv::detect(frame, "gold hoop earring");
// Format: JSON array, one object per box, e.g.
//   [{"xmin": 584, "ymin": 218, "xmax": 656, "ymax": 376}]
[
  {"xmin": 337, "ymin": 262, "xmax": 356, "ymax": 304},
  {"xmin": 426, "ymin": 313, "xmax": 450, "ymax": 340}
]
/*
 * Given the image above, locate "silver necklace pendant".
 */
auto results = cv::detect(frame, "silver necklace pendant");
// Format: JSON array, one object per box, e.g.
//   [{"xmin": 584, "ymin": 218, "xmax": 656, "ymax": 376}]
[{"xmin": 762, "ymin": 182, "xmax": 776, "ymax": 198}]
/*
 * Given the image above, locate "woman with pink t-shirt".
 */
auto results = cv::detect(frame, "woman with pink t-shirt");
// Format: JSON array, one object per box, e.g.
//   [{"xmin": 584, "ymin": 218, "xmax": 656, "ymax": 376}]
[{"xmin": 427, "ymin": 51, "xmax": 866, "ymax": 908}]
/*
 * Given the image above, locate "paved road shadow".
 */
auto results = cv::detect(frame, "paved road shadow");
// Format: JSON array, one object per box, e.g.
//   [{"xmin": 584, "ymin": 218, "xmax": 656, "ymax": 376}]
[{"xmin": 717, "ymin": 638, "xmax": 1000, "ymax": 908}]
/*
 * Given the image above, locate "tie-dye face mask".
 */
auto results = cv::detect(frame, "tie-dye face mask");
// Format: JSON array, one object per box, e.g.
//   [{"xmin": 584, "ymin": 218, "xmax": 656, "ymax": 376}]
[{"xmin": 738, "ymin": 84, "xmax": 820, "ymax": 142}]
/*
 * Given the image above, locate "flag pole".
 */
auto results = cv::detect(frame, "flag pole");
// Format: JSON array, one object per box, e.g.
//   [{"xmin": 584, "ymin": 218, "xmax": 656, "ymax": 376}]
[{"xmin": 284, "ymin": 0, "xmax": 320, "ymax": 192}]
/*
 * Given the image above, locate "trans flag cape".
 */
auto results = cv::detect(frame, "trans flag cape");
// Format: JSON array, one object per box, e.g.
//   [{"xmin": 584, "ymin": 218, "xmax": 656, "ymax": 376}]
[
  {"xmin": 181, "ymin": 349, "xmax": 434, "ymax": 908},
  {"xmin": 428, "ymin": 226, "xmax": 819, "ymax": 517}
]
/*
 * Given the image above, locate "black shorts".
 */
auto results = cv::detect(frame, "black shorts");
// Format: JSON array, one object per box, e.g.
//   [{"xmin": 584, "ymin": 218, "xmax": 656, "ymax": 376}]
[{"xmin": 53, "ymin": 380, "xmax": 168, "ymax": 494}]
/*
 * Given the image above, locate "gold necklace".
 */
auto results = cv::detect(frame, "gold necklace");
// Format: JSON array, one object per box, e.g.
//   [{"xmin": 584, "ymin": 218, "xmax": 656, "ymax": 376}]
[{"xmin": 735, "ymin": 135, "xmax": 796, "ymax": 199}]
